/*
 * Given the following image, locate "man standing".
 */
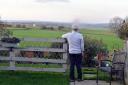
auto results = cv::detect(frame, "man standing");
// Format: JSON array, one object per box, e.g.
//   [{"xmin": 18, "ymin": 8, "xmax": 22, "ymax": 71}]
[{"xmin": 62, "ymin": 25, "xmax": 84, "ymax": 82}]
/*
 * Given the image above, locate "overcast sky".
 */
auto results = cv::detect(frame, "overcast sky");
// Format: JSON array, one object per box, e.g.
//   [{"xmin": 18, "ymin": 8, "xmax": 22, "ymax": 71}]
[{"xmin": 0, "ymin": 0, "xmax": 128, "ymax": 23}]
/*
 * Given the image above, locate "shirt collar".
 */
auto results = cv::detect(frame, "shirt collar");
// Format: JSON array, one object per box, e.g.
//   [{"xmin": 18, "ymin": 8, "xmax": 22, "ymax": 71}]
[{"xmin": 72, "ymin": 30, "xmax": 78, "ymax": 33}]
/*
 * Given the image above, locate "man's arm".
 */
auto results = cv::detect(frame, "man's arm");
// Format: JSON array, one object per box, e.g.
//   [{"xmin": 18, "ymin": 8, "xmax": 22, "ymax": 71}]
[
  {"xmin": 81, "ymin": 35, "xmax": 84, "ymax": 56},
  {"xmin": 62, "ymin": 33, "xmax": 69, "ymax": 53},
  {"xmin": 62, "ymin": 33, "xmax": 67, "ymax": 42}
]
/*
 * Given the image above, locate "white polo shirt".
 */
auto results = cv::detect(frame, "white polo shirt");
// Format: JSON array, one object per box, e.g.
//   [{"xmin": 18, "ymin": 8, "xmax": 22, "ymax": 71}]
[{"xmin": 62, "ymin": 31, "xmax": 84, "ymax": 54}]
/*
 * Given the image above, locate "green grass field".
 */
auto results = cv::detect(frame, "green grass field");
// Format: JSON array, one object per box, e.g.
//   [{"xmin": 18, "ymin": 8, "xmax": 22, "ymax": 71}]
[
  {"xmin": 11, "ymin": 29, "xmax": 64, "ymax": 38},
  {"xmin": 10, "ymin": 28, "xmax": 123, "ymax": 51},
  {"xmin": 81, "ymin": 29, "xmax": 123, "ymax": 51},
  {"xmin": 0, "ymin": 71, "xmax": 69, "ymax": 85}
]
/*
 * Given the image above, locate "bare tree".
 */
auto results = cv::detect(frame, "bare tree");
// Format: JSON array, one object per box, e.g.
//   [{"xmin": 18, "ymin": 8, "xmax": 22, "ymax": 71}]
[
  {"xmin": 109, "ymin": 16, "xmax": 128, "ymax": 40},
  {"xmin": 109, "ymin": 16, "xmax": 123, "ymax": 32}
]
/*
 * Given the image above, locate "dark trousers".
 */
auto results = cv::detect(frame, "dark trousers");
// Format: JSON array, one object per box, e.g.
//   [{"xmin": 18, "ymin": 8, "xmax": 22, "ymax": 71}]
[{"xmin": 69, "ymin": 53, "xmax": 82, "ymax": 80}]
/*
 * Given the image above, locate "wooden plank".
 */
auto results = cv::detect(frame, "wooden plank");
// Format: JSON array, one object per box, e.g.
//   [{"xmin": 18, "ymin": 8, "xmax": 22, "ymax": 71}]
[
  {"xmin": 17, "ymin": 47, "xmax": 66, "ymax": 52},
  {"xmin": 0, "ymin": 47, "xmax": 9, "ymax": 51},
  {"xmin": 0, "ymin": 66, "xmax": 65, "ymax": 72},
  {"xmin": 0, "ymin": 57, "xmax": 10, "ymax": 61},
  {"xmin": 23, "ymin": 38, "xmax": 65, "ymax": 43},
  {"xmin": 13, "ymin": 57, "xmax": 66, "ymax": 63},
  {"xmin": 0, "ymin": 57, "xmax": 66, "ymax": 64},
  {"xmin": 25, "ymin": 47, "xmax": 65, "ymax": 52}
]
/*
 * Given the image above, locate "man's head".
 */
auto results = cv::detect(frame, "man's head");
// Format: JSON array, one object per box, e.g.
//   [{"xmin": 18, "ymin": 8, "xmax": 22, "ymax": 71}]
[{"xmin": 71, "ymin": 24, "xmax": 79, "ymax": 32}]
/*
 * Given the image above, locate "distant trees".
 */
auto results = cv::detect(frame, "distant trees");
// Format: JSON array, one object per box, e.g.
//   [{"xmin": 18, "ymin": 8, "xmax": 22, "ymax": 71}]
[
  {"xmin": 40, "ymin": 26, "xmax": 54, "ymax": 30},
  {"xmin": 41, "ymin": 26, "xmax": 47, "ymax": 30},
  {"xmin": 40, "ymin": 25, "xmax": 67, "ymax": 31},
  {"xmin": 109, "ymin": 16, "xmax": 128, "ymax": 40},
  {"xmin": 16, "ymin": 24, "xmax": 27, "ymax": 28},
  {"xmin": 58, "ymin": 26, "xmax": 64, "ymax": 30}
]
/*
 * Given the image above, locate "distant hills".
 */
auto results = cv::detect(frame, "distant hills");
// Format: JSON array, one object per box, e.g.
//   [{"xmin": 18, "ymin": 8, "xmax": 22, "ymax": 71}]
[
  {"xmin": 77, "ymin": 23, "xmax": 109, "ymax": 30},
  {"xmin": 4, "ymin": 20, "xmax": 109, "ymax": 30}
]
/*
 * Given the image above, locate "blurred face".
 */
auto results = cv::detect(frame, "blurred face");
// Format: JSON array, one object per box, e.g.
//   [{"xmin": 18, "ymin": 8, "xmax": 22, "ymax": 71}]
[{"xmin": 73, "ymin": 28, "xmax": 79, "ymax": 32}]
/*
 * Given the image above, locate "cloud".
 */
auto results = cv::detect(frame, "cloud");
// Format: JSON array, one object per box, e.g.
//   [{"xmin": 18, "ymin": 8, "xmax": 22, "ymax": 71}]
[{"xmin": 35, "ymin": 0, "xmax": 69, "ymax": 3}]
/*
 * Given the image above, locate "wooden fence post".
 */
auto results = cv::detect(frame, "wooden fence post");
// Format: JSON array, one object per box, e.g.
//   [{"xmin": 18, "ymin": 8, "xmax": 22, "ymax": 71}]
[
  {"xmin": 9, "ymin": 48, "xmax": 15, "ymax": 70},
  {"xmin": 63, "ymin": 42, "xmax": 68, "ymax": 71}
]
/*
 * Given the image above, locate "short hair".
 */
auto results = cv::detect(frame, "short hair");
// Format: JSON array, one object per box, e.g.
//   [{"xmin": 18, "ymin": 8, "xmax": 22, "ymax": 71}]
[{"xmin": 71, "ymin": 24, "xmax": 79, "ymax": 30}]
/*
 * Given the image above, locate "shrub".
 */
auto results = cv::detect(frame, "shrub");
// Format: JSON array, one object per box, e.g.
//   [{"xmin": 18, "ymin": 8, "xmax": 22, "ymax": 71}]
[{"xmin": 83, "ymin": 36, "xmax": 108, "ymax": 67}]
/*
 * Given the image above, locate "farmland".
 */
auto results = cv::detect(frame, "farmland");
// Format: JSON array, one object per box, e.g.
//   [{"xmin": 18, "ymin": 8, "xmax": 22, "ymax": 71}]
[{"xmin": 10, "ymin": 28, "xmax": 124, "ymax": 51}]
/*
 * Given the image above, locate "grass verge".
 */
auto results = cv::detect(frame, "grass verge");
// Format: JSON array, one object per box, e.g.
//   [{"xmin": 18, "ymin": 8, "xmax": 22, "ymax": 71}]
[{"xmin": 0, "ymin": 71, "xmax": 69, "ymax": 85}]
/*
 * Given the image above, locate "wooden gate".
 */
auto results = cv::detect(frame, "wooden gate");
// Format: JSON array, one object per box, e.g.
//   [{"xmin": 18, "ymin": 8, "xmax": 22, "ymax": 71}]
[{"xmin": 0, "ymin": 38, "xmax": 68, "ymax": 72}]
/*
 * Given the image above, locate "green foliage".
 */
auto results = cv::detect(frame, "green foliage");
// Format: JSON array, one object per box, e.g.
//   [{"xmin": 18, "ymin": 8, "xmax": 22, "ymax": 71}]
[
  {"xmin": 83, "ymin": 36, "xmax": 108, "ymax": 67},
  {"xmin": 84, "ymin": 36, "xmax": 108, "ymax": 57}
]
